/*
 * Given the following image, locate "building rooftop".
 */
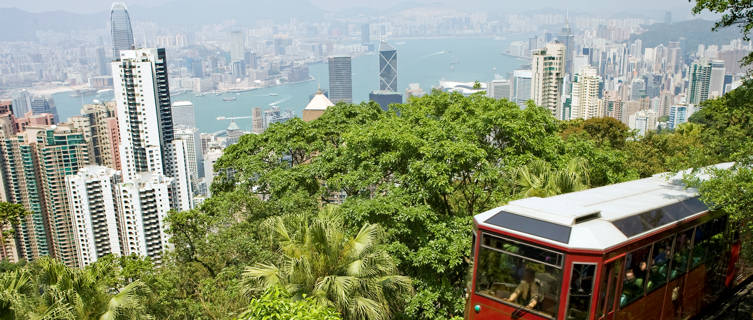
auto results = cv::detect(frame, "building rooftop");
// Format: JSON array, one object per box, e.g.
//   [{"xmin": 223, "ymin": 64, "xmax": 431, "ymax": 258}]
[{"xmin": 304, "ymin": 90, "xmax": 335, "ymax": 111}]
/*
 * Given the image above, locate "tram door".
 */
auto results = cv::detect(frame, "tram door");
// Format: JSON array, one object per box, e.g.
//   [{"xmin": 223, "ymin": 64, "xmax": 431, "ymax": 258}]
[{"xmin": 596, "ymin": 257, "xmax": 624, "ymax": 320}]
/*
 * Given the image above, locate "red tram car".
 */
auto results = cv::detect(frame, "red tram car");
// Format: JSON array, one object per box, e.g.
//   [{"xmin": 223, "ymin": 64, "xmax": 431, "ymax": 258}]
[{"xmin": 466, "ymin": 165, "xmax": 746, "ymax": 320}]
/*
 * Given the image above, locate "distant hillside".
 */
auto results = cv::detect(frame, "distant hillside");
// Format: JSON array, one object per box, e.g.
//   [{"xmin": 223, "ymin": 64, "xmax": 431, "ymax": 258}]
[
  {"xmin": 0, "ymin": 8, "xmax": 103, "ymax": 41},
  {"xmin": 630, "ymin": 19, "xmax": 741, "ymax": 52}
]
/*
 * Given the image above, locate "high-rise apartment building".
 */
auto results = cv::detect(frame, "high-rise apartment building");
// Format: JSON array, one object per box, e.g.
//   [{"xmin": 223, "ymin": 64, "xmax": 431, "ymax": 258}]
[
  {"xmin": 0, "ymin": 124, "xmax": 90, "ymax": 266},
  {"xmin": 252, "ymin": 107, "xmax": 264, "ymax": 134},
  {"xmin": 668, "ymin": 105, "xmax": 694, "ymax": 130},
  {"xmin": 65, "ymin": 166, "xmax": 122, "ymax": 267},
  {"xmin": 118, "ymin": 172, "xmax": 172, "ymax": 264},
  {"xmin": 112, "ymin": 48, "xmax": 193, "ymax": 263},
  {"xmin": 570, "ymin": 66, "xmax": 601, "ymax": 120},
  {"xmin": 531, "ymin": 42, "xmax": 566, "ymax": 119},
  {"xmin": 73, "ymin": 102, "xmax": 121, "ymax": 171},
  {"xmin": 110, "ymin": 2, "xmax": 135, "ymax": 58},
  {"xmin": 328, "ymin": 56, "xmax": 352, "ymax": 103},
  {"xmin": 175, "ymin": 127, "xmax": 203, "ymax": 190},
  {"xmin": 379, "ymin": 42, "xmax": 397, "ymax": 92},
  {"xmin": 688, "ymin": 60, "xmax": 714, "ymax": 105},
  {"xmin": 709, "ymin": 60, "xmax": 726, "ymax": 99},
  {"xmin": 629, "ymin": 110, "xmax": 658, "ymax": 136}
]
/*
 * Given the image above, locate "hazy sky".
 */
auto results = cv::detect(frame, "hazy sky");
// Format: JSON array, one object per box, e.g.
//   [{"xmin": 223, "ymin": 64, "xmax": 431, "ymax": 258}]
[{"xmin": 0, "ymin": 0, "xmax": 701, "ymax": 16}]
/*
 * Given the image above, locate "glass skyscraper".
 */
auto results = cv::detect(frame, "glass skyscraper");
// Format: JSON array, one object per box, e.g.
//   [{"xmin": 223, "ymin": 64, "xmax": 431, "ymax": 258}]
[
  {"xmin": 328, "ymin": 56, "xmax": 352, "ymax": 103},
  {"xmin": 110, "ymin": 2, "xmax": 135, "ymax": 58},
  {"xmin": 379, "ymin": 41, "xmax": 398, "ymax": 92}
]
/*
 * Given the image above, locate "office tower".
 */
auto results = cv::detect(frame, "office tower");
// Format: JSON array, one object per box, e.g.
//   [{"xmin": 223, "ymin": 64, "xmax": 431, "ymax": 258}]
[
  {"xmin": 252, "ymin": 107, "xmax": 264, "ymax": 133},
  {"xmin": 30, "ymin": 96, "xmax": 59, "ymax": 123},
  {"xmin": 361, "ymin": 24, "xmax": 370, "ymax": 44},
  {"xmin": 65, "ymin": 166, "xmax": 122, "ymax": 267},
  {"xmin": 630, "ymin": 78, "xmax": 646, "ymax": 101},
  {"xmin": 628, "ymin": 110, "xmax": 658, "ymax": 136},
  {"xmin": 230, "ymin": 31, "xmax": 245, "ymax": 62},
  {"xmin": 570, "ymin": 66, "xmax": 601, "ymax": 120},
  {"xmin": 175, "ymin": 127, "xmax": 203, "ymax": 188},
  {"xmin": 487, "ymin": 79, "xmax": 512, "ymax": 100},
  {"xmin": 379, "ymin": 41, "xmax": 398, "ymax": 92},
  {"xmin": 531, "ymin": 42, "xmax": 566, "ymax": 118},
  {"xmin": 118, "ymin": 172, "xmax": 172, "ymax": 264},
  {"xmin": 328, "ymin": 56, "xmax": 352, "ymax": 103},
  {"xmin": 558, "ymin": 21, "xmax": 575, "ymax": 75},
  {"xmin": 688, "ymin": 60, "xmax": 713, "ymax": 105},
  {"xmin": 303, "ymin": 90, "xmax": 335, "ymax": 122},
  {"xmin": 171, "ymin": 101, "xmax": 196, "ymax": 129},
  {"xmin": 369, "ymin": 91, "xmax": 402, "ymax": 111},
  {"xmin": 12, "ymin": 90, "xmax": 32, "ymax": 118},
  {"xmin": 96, "ymin": 47, "xmax": 109, "ymax": 76},
  {"xmin": 110, "ymin": 2, "xmax": 135, "ymax": 58},
  {"xmin": 665, "ymin": 11, "xmax": 672, "ymax": 24},
  {"xmin": 669, "ymin": 105, "xmax": 694, "ymax": 129},
  {"xmin": 512, "ymin": 70, "xmax": 532, "ymax": 106},
  {"xmin": 709, "ymin": 60, "xmax": 726, "ymax": 99}
]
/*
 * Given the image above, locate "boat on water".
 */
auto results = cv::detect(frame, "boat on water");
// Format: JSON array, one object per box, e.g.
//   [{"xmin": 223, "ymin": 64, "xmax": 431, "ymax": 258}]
[
  {"xmin": 269, "ymin": 93, "xmax": 279, "ymax": 96},
  {"xmin": 223, "ymin": 96, "xmax": 237, "ymax": 102}
]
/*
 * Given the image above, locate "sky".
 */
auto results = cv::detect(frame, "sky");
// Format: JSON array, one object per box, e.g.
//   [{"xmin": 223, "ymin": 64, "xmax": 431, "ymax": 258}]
[{"xmin": 0, "ymin": 0, "xmax": 702, "ymax": 17}]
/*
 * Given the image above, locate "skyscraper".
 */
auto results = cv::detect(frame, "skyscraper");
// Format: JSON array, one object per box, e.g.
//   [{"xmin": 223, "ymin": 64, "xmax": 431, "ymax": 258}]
[
  {"xmin": 171, "ymin": 101, "xmax": 196, "ymax": 129},
  {"xmin": 487, "ymin": 80, "xmax": 512, "ymax": 100},
  {"xmin": 30, "ymin": 96, "xmax": 58, "ymax": 123},
  {"xmin": 361, "ymin": 24, "xmax": 370, "ymax": 44},
  {"xmin": 75, "ymin": 102, "xmax": 120, "ymax": 171},
  {"xmin": 230, "ymin": 31, "xmax": 245, "ymax": 63},
  {"xmin": 65, "ymin": 166, "xmax": 122, "ymax": 267},
  {"xmin": 688, "ymin": 60, "xmax": 713, "ymax": 105},
  {"xmin": 570, "ymin": 66, "xmax": 601, "ymax": 120},
  {"xmin": 558, "ymin": 21, "xmax": 575, "ymax": 75},
  {"xmin": 531, "ymin": 42, "xmax": 566, "ymax": 118},
  {"xmin": 112, "ymin": 48, "xmax": 193, "ymax": 262},
  {"xmin": 709, "ymin": 60, "xmax": 726, "ymax": 99},
  {"xmin": 512, "ymin": 70, "xmax": 532, "ymax": 107},
  {"xmin": 110, "ymin": 2, "xmax": 135, "ymax": 58},
  {"xmin": 378, "ymin": 41, "xmax": 398, "ymax": 92},
  {"xmin": 328, "ymin": 56, "xmax": 352, "ymax": 103}
]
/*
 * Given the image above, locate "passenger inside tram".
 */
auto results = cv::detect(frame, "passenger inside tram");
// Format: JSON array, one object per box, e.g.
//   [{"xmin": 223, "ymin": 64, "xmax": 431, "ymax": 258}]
[{"xmin": 506, "ymin": 269, "xmax": 544, "ymax": 309}]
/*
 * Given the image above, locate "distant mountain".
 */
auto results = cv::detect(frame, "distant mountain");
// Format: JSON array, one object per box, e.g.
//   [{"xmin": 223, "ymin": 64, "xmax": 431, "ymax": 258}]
[
  {"xmin": 0, "ymin": 0, "xmax": 324, "ymax": 42},
  {"xmin": 630, "ymin": 19, "xmax": 741, "ymax": 52},
  {"xmin": 0, "ymin": 7, "xmax": 104, "ymax": 41}
]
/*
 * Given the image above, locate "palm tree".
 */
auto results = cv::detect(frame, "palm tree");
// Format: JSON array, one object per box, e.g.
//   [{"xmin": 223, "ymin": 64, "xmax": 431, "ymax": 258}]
[
  {"xmin": 1, "ymin": 257, "xmax": 151, "ymax": 320},
  {"xmin": 243, "ymin": 208, "xmax": 412, "ymax": 320},
  {"xmin": 515, "ymin": 158, "xmax": 590, "ymax": 197}
]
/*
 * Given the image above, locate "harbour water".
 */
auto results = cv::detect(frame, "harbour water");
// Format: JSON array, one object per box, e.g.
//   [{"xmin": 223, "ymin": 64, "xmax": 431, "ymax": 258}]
[{"xmin": 53, "ymin": 37, "xmax": 526, "ymax": 133}]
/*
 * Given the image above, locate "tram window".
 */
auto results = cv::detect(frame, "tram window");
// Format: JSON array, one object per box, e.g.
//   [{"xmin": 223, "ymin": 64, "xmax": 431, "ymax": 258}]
[
  {"xmin": 670, "ymin": 229, "xmax": 694, "ymax": 280},
  {"xmin": 475, "ymin": 234, "xmax": 562, "ymax": 317},
  {"xmin": 596, "ymin": 259, "xmax": 623, "ymax": 319},
  {"xmin": 566, "ymin": 264, "xmax": 596, "ymax": 320},
  {"xmin": 620, "ymin": 245, "xmax": 650, "ymax": 307},
  {"xmin": 691, "ymin": 217, "xmax": 727, "ymax": 269},
  {"xmin": 647, "ymin": 237, "xmax": 673, "ymax": 293}
]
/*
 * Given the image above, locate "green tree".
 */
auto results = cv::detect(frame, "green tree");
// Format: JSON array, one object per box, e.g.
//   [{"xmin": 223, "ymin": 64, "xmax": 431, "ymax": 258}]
[
  {"xmin": 514, "ymin": 158, "xmax": 590, "ymax": 197},
  {"xmin": 243, "ymin": 208, "xmax": 412, "ymax": 320},
  {"xmin": 692, "ymin": 0, "xmax": 753, "ymax": 67},
  {"xmin": 0, "ymin": 202, "xmax": 28, "ymax": 259},
  {"xmin": 561, "ymin": 117, "xmax": 631, "ymax": 148},
  {"xmin": 236, "ymin": 287, "xmax": 341, "ymax": 320}
]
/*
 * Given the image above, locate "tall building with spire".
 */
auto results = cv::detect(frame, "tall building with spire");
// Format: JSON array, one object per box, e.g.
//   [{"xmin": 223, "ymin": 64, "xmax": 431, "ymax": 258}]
[
  {"xmin": 531, "ymin": 42, "xmax": 566, "ymax": 119},
  {"xmin": 558, "ymin": 17, "xmax": 575, "ymax": 76},
  {"xmin": 110, "ymin": 2, "xmax": 135, "ymax": 58}
]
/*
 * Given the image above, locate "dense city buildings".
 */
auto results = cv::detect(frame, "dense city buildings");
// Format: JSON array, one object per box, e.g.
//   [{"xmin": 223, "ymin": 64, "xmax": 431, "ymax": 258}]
[
  {"xmin": 570, "ymin": 66, "xmax": 601, "ymax": 120},
  {"xmin": 328, "ymin": 56, "xmax": 353, "ymax": 103}
]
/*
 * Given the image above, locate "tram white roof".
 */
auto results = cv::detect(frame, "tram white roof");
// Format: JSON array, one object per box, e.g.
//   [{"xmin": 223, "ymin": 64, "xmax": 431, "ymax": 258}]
[{"xmin": 475, "ymin": 163, "xmax": 734, "ymax": 252}]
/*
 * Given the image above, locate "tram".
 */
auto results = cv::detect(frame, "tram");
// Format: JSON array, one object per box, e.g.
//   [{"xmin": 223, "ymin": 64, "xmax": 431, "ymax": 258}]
[{"xmin": 466, "ymin": 164, "xmax": 747, "ymax": 320}]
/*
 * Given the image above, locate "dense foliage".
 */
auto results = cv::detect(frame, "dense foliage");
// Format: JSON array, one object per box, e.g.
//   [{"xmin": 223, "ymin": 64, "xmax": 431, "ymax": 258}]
[
  {"xmin": 693, "ymin": 0, "xmax": 753, "ymax": 68},
  {"xmin": 2, "ymin": 76, "xmax": 752, "ymax": 318}
]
